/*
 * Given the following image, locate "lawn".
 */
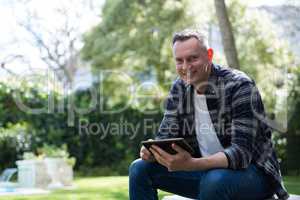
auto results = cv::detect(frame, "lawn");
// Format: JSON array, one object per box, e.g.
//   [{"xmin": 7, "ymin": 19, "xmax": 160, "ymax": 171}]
[
  {"xmin": 0, "ymin": 176, "xmax": 299, "ymax": 200},
  {"xmin": 284, "ymin": 176, "xmax": 300, "ymax": 195},
  {"xmin": 0, "ymin": 176, "xmax": 170, "ymax": 200}
]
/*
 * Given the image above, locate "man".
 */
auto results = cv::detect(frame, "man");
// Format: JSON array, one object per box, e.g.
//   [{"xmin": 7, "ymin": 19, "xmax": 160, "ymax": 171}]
[{"xmin": 129, "ymin": 29, "xmax": 288, "ymax": 200}]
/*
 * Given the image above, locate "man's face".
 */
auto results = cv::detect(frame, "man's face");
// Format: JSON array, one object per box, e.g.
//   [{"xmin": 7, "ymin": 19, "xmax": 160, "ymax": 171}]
[{"xmin": 173, "ymin": 37, "xmax": 211, "ymax": 86}]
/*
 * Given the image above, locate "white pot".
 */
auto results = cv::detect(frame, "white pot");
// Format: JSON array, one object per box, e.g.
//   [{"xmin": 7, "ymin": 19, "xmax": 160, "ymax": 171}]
[{"xmin": 44, "ymin": 158, "xmax": 64, "ymax": 189}]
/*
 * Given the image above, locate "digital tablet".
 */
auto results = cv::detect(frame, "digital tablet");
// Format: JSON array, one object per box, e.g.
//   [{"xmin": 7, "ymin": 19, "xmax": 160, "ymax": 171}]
[{"xmin": 141, "ymin": 138, "xmax": 195, "ymax": 155}]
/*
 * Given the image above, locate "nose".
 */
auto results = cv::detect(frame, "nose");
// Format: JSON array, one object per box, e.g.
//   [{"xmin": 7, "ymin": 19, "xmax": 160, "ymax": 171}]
[{"xmin": 183, "ymin": 60, "xmax": 192, "ymax": 70}]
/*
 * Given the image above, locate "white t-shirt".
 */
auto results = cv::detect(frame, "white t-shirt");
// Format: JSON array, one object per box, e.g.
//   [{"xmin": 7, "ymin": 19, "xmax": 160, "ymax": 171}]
[{"xmin": 194, "ymin": 92, "xmax": 224, "ymax": 157}]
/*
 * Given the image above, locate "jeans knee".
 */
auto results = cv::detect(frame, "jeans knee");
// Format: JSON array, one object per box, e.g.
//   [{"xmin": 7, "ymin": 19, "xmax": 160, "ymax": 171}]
[
  {"xmin": 129, "ymin": 158, "xmax": 149, "ymax": 181},
  {"xmin": 203, "ymin": 169, "xmax": 229, "ymax": 184},
  {"xmin": 199, "ymin": 170, "xmax": 230, "ymax": 198}
]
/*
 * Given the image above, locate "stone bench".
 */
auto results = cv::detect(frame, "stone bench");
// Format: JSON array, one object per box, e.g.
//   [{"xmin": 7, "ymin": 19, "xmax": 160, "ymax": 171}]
[{"xmin": 162, "ymin": 194, "xmax": 300, "ymax": 200}]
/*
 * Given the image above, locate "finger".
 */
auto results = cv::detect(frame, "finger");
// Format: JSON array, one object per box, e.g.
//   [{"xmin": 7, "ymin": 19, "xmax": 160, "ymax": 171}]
[
  {"xmin": 149, "ymin": 148, "xmax": 161, "ymax": 164},
  {"xmin": 142, "ymin": 154, "xmax": 155, "ymax": 162},
  {"xmin": 141, "ymin": 154, "xmax": 148, "ymax": 160},
  {"xmin": 172, "ymin": 143, "xmax": 187, "ymax": 154},
  {"xmin": 151, "ymin": 145, "xmax": 172, "ymax": 160},
  {"xmin": 150, "ymin": 147, "xmax": 161, "ymax": 161},
  {"xmin": 142, "ymin": 148, "xmax": 151, "ymax": 156},
  {"xmin": 141, "ymin": 151, "xmax": 150, "ymax": 159},
  {"xmin": 150, "ymin": 147, "xmax": 168, "ymax": 166},
  {"xmin": 140, "ymin": 147, "xmax": 150, "ymax": 158}
]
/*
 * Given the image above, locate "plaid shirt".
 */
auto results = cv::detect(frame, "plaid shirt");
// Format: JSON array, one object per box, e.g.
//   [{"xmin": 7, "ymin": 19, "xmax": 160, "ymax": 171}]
[{"xmin": 156, "ymin": 64, "xmax": 288, "ymax": 200}]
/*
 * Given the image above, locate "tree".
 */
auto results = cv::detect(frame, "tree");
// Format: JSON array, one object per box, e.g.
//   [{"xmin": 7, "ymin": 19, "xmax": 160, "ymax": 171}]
[
  {"xmin": 226, "ymin": 0, "xmax": 295, "ymax": 117},
  {"xmin": 214, "ymin": 0, "xmax": 240, "ymax": 69},
  {"xmin": 286, "ymin": 65, "xmax": 300, "ymax": 174},
  {"xmin": 81, "ymin": 0, "xmax": 192, "ymax": 89},
  {"xmin": 1, "ymin": 0, "xmax": 102, "ymax": 88}
]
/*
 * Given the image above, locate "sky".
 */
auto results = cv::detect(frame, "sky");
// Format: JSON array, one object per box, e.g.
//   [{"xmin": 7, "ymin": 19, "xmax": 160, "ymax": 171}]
[
  {"xmin": 0, "ymin": 0, "xmax": 104, "ymax": 89},
  {"xmin": 246, "ymin": 0, "xmax": 288, "ymax": 6}
]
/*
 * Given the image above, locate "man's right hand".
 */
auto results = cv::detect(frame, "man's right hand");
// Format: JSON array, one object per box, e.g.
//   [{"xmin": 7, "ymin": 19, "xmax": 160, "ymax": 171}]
[{"xmin": 140, "ymin": 145, "xmax": 155, "ymax": 162}]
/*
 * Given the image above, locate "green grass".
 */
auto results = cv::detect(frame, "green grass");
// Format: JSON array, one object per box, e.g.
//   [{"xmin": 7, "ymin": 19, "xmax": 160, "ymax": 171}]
[
  {"xmin": 0, "ymin": 176, "xmax": 299, "ymax": 200},
  {"xmin": 283, "ymin": 176, "xmax": 300, "ymax": 195},
  {"xmin": 0, "ymin": 176, "xmax": 170, "ymax": 200}
]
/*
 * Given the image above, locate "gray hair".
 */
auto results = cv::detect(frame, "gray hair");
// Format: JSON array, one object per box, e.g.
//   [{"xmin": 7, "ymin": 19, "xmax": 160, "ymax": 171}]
[{"xmin": 172, "ymin": 29, "xmax": 208, "ymax": 50}]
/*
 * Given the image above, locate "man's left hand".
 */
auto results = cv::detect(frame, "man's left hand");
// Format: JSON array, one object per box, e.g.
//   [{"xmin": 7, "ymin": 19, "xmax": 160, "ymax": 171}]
[{"xmin": 150, "ymin": 143, "xmax": 195, "ymax": 171}]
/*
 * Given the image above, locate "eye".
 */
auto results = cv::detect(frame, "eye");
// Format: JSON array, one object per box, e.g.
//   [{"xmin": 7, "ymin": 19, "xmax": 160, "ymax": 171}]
[
  {"xmin": 190, "ymin": 55, "xmax": 198, "ymax": 61},
  {"xmin": 176, "ymin": 59, "xmax": 183, "ymax": 65}
]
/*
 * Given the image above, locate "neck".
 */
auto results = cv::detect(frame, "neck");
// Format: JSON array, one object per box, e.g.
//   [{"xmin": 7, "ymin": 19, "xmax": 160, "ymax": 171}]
[{"xmin": 195, "ymin": 85, "xmax": 206, "ymax": 94}]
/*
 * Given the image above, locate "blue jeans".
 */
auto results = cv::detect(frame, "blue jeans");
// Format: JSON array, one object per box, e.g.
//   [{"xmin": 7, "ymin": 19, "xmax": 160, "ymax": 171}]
[{"xmin": 129, "ymin": 159, "xmax": 274, "ymax": 200}]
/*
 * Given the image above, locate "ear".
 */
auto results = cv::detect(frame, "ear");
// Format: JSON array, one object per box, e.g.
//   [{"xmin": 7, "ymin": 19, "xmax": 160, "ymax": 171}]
[{"xmin": 207, "ymin": 48, "xmax": 214, "ymax": 62}]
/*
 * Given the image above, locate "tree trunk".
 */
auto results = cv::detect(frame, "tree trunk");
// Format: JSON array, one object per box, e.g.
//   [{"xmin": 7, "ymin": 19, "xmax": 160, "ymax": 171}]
[{"xmin": 214, "ymin": 0, "xmax": 240, "ymax": 69}]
